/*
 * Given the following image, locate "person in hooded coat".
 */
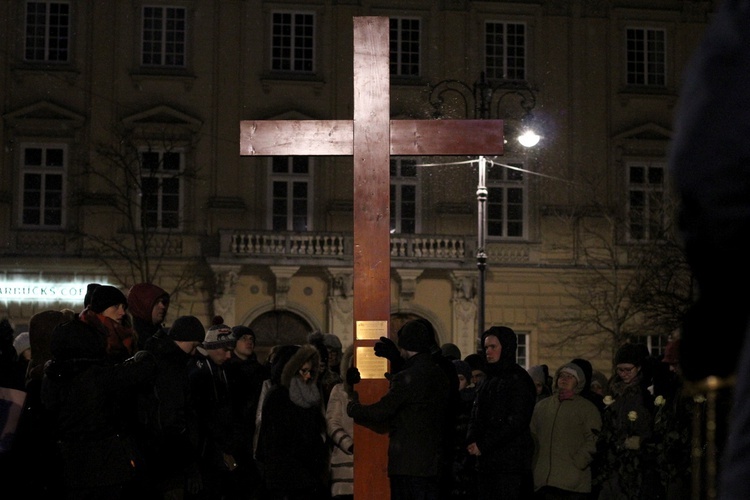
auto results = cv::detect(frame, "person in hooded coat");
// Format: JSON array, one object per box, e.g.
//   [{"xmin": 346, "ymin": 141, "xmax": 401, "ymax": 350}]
[
  {"xmin": 256, "ymin": 344, "xmax": 329, "ymax": 500},
  {"xmin": 466, "ymin": 326, "xmax": 537, "ymax": 500},
  {"xmin": 128, "ymin": 283, "xmax": 170, "ymax": 351},
  {"xmin": 530, "ymin": 362, "xmax": 602, "ymax": 498}
]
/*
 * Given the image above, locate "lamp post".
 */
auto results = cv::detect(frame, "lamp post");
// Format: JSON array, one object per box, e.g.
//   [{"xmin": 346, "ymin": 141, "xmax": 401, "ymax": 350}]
[{"xmin": 429, "ymin": 72, "xmax": 539, "ymax": 351}]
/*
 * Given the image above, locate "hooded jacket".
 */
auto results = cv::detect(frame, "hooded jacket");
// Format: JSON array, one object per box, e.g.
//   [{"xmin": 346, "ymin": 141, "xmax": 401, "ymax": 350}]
[
  {"xmin": 127, "ymin": 283, "xmax": 169, "ymax": 349},
  {"xmin": 467, "ymin": 326, "xmax": 537, "ymax": 474},
  {"xmin": 256, "ymin": 345, "xmax": 329, "ymax": 495},
  {"xmin": 530, "ymin": 363, "xmax": 602, "ymax": 493}
]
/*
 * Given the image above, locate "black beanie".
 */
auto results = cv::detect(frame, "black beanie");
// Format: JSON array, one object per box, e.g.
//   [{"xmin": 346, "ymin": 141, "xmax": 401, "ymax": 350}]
[
  {"xmin": 397, "ymin": 320, "xmax": 434, "ymax": 353},
  {"xmin": 232, "ymin": 325, "xmax": 256, "ymax": 342},
  {"xmin": 615, "ymin": 343, "xmax": 647, "ymax": 366},
  {"xmin": 90, "ymin": 285, "xmax": 128, "ymax": 314},
  {"xmin": 83, "ymin": 283, "xmax": 101, "ymax": 307},
  {"xmin": 168, "ymin": 316, "xmax": 205, "ymax": 342}
]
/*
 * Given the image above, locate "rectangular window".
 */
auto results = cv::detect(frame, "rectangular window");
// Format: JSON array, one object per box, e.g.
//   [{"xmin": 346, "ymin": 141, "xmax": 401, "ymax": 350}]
[
  {"xmin": 390, "ymin": 158, "xmax": 419, "ymax": 234},
  {"xmin": 142, "ymin": 6, "xmax": 186, "ymax": 67},
  {"xmin": 25, "ymin": 1, "xmax": 70, "ymax": 62},
  {"xmin": 629, "ymin": 334, "xmax": 668, "ymax": 358},
  {"xmin": 516, "ymin": 332, "xmax": 529, "ymax": 369},
  {"xmin": 626, "ymin": 28, "xmax": 666, "ymax": 86},
  {"xmin": 485, "ymin": 21, "xmax": 526, "ymax": 80},
  {"xmin": 390, "ymin": 17, "xmax": 420, "ymax": 77},
  {"xmin": 140, "ymin": 150, "xmax": 183, "ymax": 229},
  {"xmin": 269, "ymin": 157, "xmax": 312, "ymax": 231},
  {"xmin": 271, "ymin": 12, "xmax": 314, "ymax": 73},
  {"xmin": 21, "ymin": 144, "xmax": 65, "ymax": 227},
  {"xmin": 487, "ymin": 162, "xmax": 526, "ymax": 238},
  {"xmin": 627, "ymin": 162, "xmax": 665, "ymax": 241}
]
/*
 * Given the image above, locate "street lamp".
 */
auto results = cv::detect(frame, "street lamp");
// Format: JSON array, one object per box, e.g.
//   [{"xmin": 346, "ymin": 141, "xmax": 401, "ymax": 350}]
[{"xmin": 429, "ymin": 72, "xmax": 539, "ymax": 351}]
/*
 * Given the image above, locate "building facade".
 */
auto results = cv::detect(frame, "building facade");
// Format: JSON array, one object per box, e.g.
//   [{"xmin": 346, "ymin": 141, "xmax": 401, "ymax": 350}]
[{"xmin": 0, "ymin": 0, "xmax": 714, "ymax": 371}]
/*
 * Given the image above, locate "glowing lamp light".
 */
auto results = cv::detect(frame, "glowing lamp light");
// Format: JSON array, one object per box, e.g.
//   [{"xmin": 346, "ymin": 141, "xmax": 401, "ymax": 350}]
[{"xmin": 517, "ymin": 129, "xmax": 541, "ymax": 148}]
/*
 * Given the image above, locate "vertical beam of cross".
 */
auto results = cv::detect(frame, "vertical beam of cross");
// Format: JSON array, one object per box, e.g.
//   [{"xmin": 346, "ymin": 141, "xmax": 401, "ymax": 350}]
[{"xmin": 240, "ymin": 16, "xmax": 505, "ymax": 499}]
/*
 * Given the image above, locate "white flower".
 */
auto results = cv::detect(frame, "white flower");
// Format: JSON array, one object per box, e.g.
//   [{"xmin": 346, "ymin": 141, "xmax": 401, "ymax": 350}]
[
  {"xmin": 627, "ymin": 410, "xmax": 638, "ymax": 422},
  {"xmin": 654, "ymin": 395, "xmax": 666, "ymax": 406},
  {"xmin": 603, "ymin": 395, "xmax": 614, "ymax": 406},
  {"xmin": 694, "ymin": 394, "xmax": 706, "ymax": 404}
]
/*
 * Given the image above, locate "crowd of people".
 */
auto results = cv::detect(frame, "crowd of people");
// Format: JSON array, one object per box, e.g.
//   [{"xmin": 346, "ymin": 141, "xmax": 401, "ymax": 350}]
[{"xmin": 0, "ymin": 283, "xmax": 702, "ymax": 500}]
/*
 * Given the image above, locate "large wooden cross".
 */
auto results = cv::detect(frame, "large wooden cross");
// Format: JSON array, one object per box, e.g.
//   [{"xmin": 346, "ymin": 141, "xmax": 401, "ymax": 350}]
[{"xmin": 240, "ymin": 16, "xmax": 503, "ymax": 499}]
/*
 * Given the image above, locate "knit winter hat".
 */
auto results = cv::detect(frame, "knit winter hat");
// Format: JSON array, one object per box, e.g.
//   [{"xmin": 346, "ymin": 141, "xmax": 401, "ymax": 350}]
[
  {"xmin": 453, "ymin": 359, "xmax": 472, "ymax": 381},
  {"xmin": 441, "ymin": 343, "xmax": 462, "ymax": 360},
  {"xmin": 83, "ymin": 283, "xmax": 101, "ymax": 307},
  {"xmin": 556, "ymin": 362, "xmax": 586, "ymax": 393},
  {"xmin": 90, "ymin": 286, "xmax": 128, "ymax": 314},
  {"xmin": 397, "ymin": 320, "xmax": 434, "ymax": 353},
  {"xmin": 615, "ymin": 343, "xmax": 647, "ymax": 366},
  {"xmin": 464, "ymin": 353, "xmax": 486, "ymax": 372},
  {"xmin": 322, "ymin": 333, "xmax": 342, "ymax": 353},
  {"xmin": 232, "ymin": 325, "xmax": 256, "ymax": 342},
  {"xmin": 127, "ymin": 283, "xmax": 169, "ymax": 322},
  {"xmin": 590, "ymin": 370, "xmax": 607, "ymax": 391},
  {"xmin": 527, "ymin": 365, "xmax": 546, "ymax": 385},
  {"xmin": 168, "ymin": 315, "xmax": 205, "ymax": 342},
  {"xmin": 13, "ymin": 331, "xmax": 30, "ymax": 356},
  {"xmin": 201, "ymin": 321, "xmax": 235, "ymax": 350}
]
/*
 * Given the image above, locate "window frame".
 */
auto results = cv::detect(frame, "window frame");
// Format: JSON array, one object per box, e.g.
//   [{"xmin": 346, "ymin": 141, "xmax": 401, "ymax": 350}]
[
  {"xmin": 269, "ymin": 10, "xmax": 316, "ymax": 74},
  {"xmin": 140, "ymin": 4, "xmax": 188, "ymax": 68},
  {"xmin": 24, "ymin": 0, "xmax": 71, "ymax": 63},
  {"xmin": 484, "ymin": 20, "xmax": 527, "ymax": 81},
  {"xmin": 516, "ymin": 331, "xmax": 529, "ymax": 369},
  {"xmin": 389, "ymin": 16, "xmax": 421, "ymax": 78},
  {"xmin": 19, "ymin": 142, "xmax": 67, "ymax": 229},
  {"xmin": 625, "ymin": 27, "xmax": 667, "ymax": 87},
  {"xmin": 390, "ymin": 157, "xmax": 421, "ymax": 234},
  {"xmin": 138, "ymin": 147, "xmax": 185, "ymax": 231},
  {"xmin": 626, "ymin": 161, "xmax": 666, "ymax": 242},
  {"xmin": 266, "ymin": 156, "xmax": 314, "ymax": 232},
  {"xmin": 486, "ymin": 161, "xmax": 527, "ymax": 239}
]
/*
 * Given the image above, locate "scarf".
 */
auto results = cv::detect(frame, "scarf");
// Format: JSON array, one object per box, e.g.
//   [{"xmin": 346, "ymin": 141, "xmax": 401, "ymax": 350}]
[
  {"xmin": 558, "ymin": 388, "xmax": 575, "ymax": 401},
  {"xmin": 288, "ymin": 377, "xmax": 322, "ymax": 409}
]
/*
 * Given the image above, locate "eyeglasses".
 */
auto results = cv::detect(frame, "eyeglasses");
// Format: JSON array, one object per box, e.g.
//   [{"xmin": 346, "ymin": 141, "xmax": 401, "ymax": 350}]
[{"xmin": 616, "ymin": 365, "xmax": 637, "ymax": 374}]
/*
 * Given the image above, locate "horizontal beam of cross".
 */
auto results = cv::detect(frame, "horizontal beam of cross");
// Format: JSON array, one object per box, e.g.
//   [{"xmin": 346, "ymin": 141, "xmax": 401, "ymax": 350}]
[{"xmin": 240, "ymin": 119, "xmax": 505, "ymax": 156}]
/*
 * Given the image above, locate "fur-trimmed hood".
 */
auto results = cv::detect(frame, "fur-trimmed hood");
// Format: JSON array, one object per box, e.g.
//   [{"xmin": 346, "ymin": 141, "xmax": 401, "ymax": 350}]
[{"xmin": 281, "ymin": 344, "xmax": 321, "ymax": 388}]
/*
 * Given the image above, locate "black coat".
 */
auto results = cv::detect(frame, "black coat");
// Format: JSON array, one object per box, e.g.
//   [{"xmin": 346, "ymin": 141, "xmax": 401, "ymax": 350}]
[
  {"xmin": 42, "ymin": 320, "xmax": 156, "ymax": 492},
  {"xmin": 255, "ymin": 345, "xmax": 329, "ymax": 497},
  {"xmin": 138, "ymin": 332, "xmax": 201, "ymax": 475},
  {"xmin": 347, "ymin": 351, "xmax": 452, "ymax": 477}
]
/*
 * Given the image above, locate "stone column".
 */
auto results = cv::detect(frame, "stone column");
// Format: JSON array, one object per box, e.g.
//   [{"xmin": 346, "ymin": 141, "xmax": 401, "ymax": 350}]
[
  {"xmin": 327, "ymin": 267, "xmax": 354, "ymax": 349},
  {"xmin": 211, "ymin": 265, "xmax": 241, "ymax": 325},
  {"xmin": 451, "ymin": 270, "xmax": 479, "ymax": 357}
]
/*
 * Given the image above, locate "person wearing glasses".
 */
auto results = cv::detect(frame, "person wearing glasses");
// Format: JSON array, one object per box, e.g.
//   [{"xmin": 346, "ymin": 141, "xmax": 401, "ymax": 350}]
[
  {"xmin": 255, "ymin": 343, "xmax": 330, "ymax": 500},
  {"xmin": 593, "ymin": 343, "xmax": 656, "ymax": 500}
]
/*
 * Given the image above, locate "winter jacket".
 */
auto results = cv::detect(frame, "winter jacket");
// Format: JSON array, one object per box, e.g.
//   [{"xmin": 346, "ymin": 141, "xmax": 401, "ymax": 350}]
[
  {"xmin": 530, "ymin": 363, "xmax": 602, "ymax": 493},
  {"xmin": 326, "ymin": 346, "xmax": 355, "ymax": 497},
  {"xmin": 347, "ymin": 350, "xmax": 451, "ymax": 477},
  {"xmin": 256, "ymin": 345, "xmax": 329, "ymax": 498}
]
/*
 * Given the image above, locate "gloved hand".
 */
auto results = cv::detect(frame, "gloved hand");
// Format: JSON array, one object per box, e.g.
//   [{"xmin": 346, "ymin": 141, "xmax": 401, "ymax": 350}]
[
  {"xmin": 374, "ymin": 336, "xmax": 400, "ymax": 362},
  {"xmin": 346, "ymin": 366, "xmax": 361, "ymax": 386}
]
